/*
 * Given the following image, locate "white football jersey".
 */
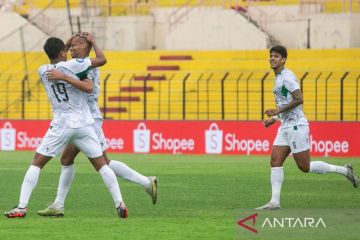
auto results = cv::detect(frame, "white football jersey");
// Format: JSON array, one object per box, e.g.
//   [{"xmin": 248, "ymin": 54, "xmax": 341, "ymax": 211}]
[
  {"xmin": 38, "ymin": 58, "xmax": 94, "ymax": 128},
  {"xmin": 82, "ymin": 61, "xmax": 102, "ymax": 120},
  {"xmin": 273, "ymin": 68, "xmax": 308, "ymax": 128}
]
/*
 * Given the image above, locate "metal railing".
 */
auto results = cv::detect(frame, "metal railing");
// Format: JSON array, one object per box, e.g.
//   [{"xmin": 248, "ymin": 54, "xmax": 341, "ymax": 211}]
[
  {"xmin": 95, "ymin": 70, "xmax": 360, "ymax": 121},
  {"xmin": 1, "ymin": 69, "xmax": 360, "ymax": 121}
]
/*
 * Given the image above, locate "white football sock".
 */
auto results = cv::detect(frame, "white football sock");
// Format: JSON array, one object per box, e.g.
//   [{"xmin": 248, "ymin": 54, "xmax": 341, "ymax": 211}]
[
  {"xmin": 109, "ymin": 160, "xmax": 150, "ymax": 188},
  {"xmin": 310, "ymin": 161, "xmax": 347, "ymax": 175},
  {"xmin": 18, "ymin": 165, "xmax": 41, "ymax": 208},
  {"xmin": 270, "ymin": 167, "xmax": 284, "ymax": 206},
  {"xmin": 99, "ymin": 165, "xmax": 123, "ymax": 207},
  {"xmin": 53, "ymin": 164, "xmax": 75, "ymax": 209}
]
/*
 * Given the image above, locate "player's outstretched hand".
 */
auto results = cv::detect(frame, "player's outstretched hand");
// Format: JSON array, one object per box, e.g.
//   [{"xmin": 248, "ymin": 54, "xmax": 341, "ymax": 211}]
[
  {"xmin": 46, "ymin": 69, "xmax": 66, "ymax": 81},
  {"xmin": 265, "ymin": 108, "xmax": 278, "ymax": 117},
  {"xmin": 263, "ymin": 118, "xmax": 276, "ymax": 128}
]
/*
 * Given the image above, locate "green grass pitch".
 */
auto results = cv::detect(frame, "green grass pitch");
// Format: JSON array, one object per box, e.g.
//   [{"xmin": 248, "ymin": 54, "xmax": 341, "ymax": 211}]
[{"xmin": 0, "ymin": 151, "xmax": 359, "ymax": 240}]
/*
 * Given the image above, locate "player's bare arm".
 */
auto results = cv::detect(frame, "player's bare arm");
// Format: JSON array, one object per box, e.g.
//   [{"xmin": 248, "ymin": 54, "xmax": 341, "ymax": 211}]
[
  {"xmin": 265, "ymin": 89, "xmax": 303, "ymax": 117},
  {"xmin": 263, "ymin": 117, "xmax": 276, "ymax": 128},
  {"xmin": 46, "ymin": 69, "xmax": 93, "ymax": 93},
  {"xmin": 81, "ymin": 32, "xmax": 107, "ymax": 67}
]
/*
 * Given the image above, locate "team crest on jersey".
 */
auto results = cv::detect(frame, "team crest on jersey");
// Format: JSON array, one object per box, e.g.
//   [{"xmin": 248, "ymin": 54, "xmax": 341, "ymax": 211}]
[
  {"xmin": 76, "ymin": 58, "xmax": 85, "ymax": 63},
  {"xmin": 87, "ymin": 73, "xmax": 94, "ymax": 80}
]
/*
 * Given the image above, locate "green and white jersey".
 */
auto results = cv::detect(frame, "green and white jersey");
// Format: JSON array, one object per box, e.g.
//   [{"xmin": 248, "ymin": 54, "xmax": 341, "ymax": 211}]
[
  {"xmin": 38, "ymin": 58, "xmax": 94, "ymax": 128},
  {"xmin": 82, "ymin": 59, "xmax": 102, "ymax": 120},
  {"xmin": 273, "ymin": 68, "xmax": 308, "ymax": 128}
]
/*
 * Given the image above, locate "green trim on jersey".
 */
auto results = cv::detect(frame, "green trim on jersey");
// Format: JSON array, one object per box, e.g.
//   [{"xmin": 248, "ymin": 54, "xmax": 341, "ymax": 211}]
[
  {"xmin": 76, "ymin": 66, "xmax": 92, "ymax": 80},
  {"xmin": 281, "ymin": 84, "xmax": 288, "ymax": 98}
]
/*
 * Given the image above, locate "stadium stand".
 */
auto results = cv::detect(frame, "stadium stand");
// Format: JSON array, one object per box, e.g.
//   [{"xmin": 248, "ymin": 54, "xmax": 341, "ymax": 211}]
[
  {"xmin": 1, "ymin": 49, "xmax": 360, "ymax": 120},
  {"xmin": 0, "ymin": 0, "xmax": 359, "ymax": 121}
]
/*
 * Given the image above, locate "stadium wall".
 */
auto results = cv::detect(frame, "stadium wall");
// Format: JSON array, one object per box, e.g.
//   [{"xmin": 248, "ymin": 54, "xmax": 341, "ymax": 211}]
[
  {"xmin": 103, "ymin": 16, "xmax": 154, "ymax": 50},
  {"xmin": 310, "ymin": 13, "xmax": 360, "ymax": 48},
  {"xmin": 162, "ymin": 8, "xmax": 268, "ymax": 50},
  {"xmin": 1, "ymin": 7, "xmax": 359, "ymax": 51},
  {"xmin": 1, "ymin": 120, "xmax": 359, "ymax": 157},
  {"xmin": 255, "ymin": 6, "xmax": 360, "ymax": 49},
  {"xmin": 0, "ymin": 12, "xmax": 47, "ymax": 51}
]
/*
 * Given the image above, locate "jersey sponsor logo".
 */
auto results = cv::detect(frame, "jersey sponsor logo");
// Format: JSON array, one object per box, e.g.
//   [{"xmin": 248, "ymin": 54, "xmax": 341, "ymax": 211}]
[
  {"xmin": 0, "ymin": 122, "xmax": 16, "ymax": 151},
  {"xmin": 133, "ymin": 123, "xmax": 150, "ymax": 153},
  {"xmin": 205, "ymin": 123, "xmax": 223, "ymax": 154}
]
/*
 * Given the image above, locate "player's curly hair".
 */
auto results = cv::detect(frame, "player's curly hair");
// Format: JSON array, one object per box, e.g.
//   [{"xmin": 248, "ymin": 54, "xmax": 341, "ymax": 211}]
[
  {"xmin": 43, "ymin": 37, "xmax": 66, "ymax": 60},
  {"xmin": 270, "ymin": 45, "xmax": 287, "ymax": 59}
]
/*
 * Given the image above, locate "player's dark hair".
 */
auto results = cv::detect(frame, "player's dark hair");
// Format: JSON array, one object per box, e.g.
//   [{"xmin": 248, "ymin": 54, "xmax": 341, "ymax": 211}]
[
  {"xmin": 43, "ymin": 37, "xmax": 66, "ymax": 60},
  {"xmin": 270, "ymin": 45, "xmax": 287, "ymax": 59}
]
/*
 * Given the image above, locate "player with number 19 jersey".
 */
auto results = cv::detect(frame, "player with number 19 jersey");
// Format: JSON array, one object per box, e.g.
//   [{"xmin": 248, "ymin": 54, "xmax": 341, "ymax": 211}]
[{"xmin": 38, "ymin": 58, "xmax": 94, "ymax": 128}]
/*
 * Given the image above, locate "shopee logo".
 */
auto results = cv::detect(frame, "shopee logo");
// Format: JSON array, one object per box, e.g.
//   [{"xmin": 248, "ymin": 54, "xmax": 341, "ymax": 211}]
[
  {"xmin": 133, "ymin": 123, "xmax": 150, "ymax": 153},
  {"xmin": 0, "ymin": 122, "xmax": 16, "ymax": 151},
  {"xmin": 205, "ymin": 123, "xmax": 223, "ymax": 154}
]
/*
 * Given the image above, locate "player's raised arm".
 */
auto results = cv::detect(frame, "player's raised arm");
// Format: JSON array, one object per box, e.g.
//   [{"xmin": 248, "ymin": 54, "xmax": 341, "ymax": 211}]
[
  {"xmin": 46, "ymin": 68, "xmax": 93, "ymax": 93},
  {"xmin": 81, "ymin": 32, "xmax": 107, "ymax": 67},
  {"xmin": 65, "ymin": 34, "xmax": 77, "ymax": 53}
]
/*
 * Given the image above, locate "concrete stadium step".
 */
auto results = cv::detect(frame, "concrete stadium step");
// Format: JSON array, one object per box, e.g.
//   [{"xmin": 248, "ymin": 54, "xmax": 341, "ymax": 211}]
[
  {"xmin": 120, "ymin": 86, "xmax": 154, "ymax": 92},
  {"xmin": 147, "ymin": 65, "xmax": 180, "ymax": 71},
  {"xmin": 100, "ymin": 107, "xmax": 127, "ymax": 113},
  {"xmin": 160, "ymin": 55, "xmax": 192, "ymax": 60},
  {"xmin": 134, "ymin": 75, "xmax": 166, "ymax": 81},
  {"xmin": 108, "ymin": 96, "xmax": 140, "ymax": 102}
]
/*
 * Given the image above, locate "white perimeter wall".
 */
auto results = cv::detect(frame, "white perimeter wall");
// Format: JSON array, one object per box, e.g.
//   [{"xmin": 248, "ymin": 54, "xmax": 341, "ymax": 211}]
[
  {"xmin": 254, "ymin": 6, "xmax": 360, "ymax": 49},
  {"xmin": 102, "ymin": 16, "xmax": 154, "ymax": 50},
  {"xmin": 0, "ymin": 12, "xmax": 47, "ymax": 51},
  {"xmin": 0, "ymin": 7, "xmax": 268, "ymax": 51},
  {"xmin": 163, "ymin": 8, "xmax": 268, "ymax": 50},
  {"xmin": 1, "ymin": 7, "xmax": 359, "ymax": 51},
  {"xmin": 82, "ymin": 7, "xmax": 268, "ymax": 50}
]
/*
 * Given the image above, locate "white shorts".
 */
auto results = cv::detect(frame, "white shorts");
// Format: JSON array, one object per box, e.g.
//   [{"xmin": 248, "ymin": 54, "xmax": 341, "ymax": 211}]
[
  {"xmin": 37, "ymin": 123, "xmax": 103, "ymax": 158},
  {"xmin": 92, "ymin": 118, "xmax": 107, "ymax": 152},
  {"xmin": 273, "ymin": 125, "xmax": 310, "ymax": 153}
]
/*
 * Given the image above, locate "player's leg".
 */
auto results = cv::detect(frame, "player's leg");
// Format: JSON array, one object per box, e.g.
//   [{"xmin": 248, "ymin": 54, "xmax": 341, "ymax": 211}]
[
  {"xmin": 5, "ymin": 124, "xmax": 68, "ymax": 218},
  {"xmin": 4, "ymin": 153, "xmax": 53, "ymax": 218},
  {"xmin": 73, "ymin": 125, "xmax": 128, "ymax": 218},
  {"xmin": 105, "ymin": 152, "xmax": 150, "ymax": 189},
  {"xmin": 95, "ymin": 118, "xmax": 157, "ymax": 204},
  {"xmin": 55, "ymin": 144, "xmax": 79, "ymax": 208},
  {"xmin": 88, "ymin": 155, "xmax": 128, "ymax": 218},
  {"xmin": 37, "ymin": 144, "xmax": 80, "ymax": 217},
  {"xmin": 291, "ymin": 125, "xmax": 359, "ymax": 188},
  {"xmin": 309, "ymin": 161, "xmax": 359, "ymax": 188},
  {"xmin": 256, "ymin": 127, "xmax": 290, "ymax": 210},
  {"xmin": 104, "ymin": 152, "xmax": 157, "ymax": 204}
]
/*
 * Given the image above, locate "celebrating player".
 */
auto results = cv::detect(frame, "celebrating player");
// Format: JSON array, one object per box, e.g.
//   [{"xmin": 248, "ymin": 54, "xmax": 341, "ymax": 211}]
[
  {"xmin": 256, "ymin": 45, "xmax": 359, "ymax": 210},
  {"xmin": 37, "ymin": 33, "xmax": 157, "ymax": 217},
  {"xmin": 4, "ymin": 37, "xmax": 128, "ymax": 218}
]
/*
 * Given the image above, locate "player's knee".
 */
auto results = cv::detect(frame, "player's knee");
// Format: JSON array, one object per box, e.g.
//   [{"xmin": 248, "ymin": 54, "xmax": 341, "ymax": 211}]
[
  {"xmin": 31, "ymin": 161, "xmax": 45, "ymax": 169},
  {"xmin": 298, "ymin": 164, "xmax": 310, "ymax": 173},
  {"xmin": 60, "ymin": 156, "xmax": 75, "ymax": 166},
  {"xmin": 270, "ymin": 157, "xmax": 281, "ymax": 167}
]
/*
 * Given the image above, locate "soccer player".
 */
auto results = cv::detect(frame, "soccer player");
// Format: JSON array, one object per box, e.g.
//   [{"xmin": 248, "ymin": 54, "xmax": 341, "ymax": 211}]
[
  {"xmin": 4, "ymin": 37, "xmax": 128, "ymax": 218},
  {"xmin": 256, "ymin": 45, "xmax": 359, "ymax": 210},
  {"xmin": 37, "ymin": 33, "xmax": 157, "ymax": 217}
]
